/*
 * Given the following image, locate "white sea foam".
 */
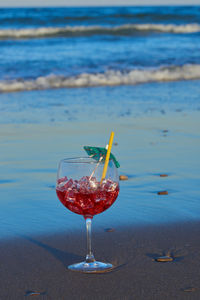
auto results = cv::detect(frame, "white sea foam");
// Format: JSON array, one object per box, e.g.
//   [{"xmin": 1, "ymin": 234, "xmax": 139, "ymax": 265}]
[
  {"xmin": 133, "ymin": 23, "xmax": 200, "ymax": 33},
  {"xmin": 1, "ymin": 64, "xmax": 200, "ymax": 93},
  {"xmin": 0, "ymin": 23, "xmax": 200, "ymax": 39}
]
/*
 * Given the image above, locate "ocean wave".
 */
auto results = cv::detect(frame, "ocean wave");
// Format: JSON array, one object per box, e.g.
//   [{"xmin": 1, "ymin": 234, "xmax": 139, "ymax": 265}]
[
  {"xmin": 1, "ymin": 64, "xmax": 200, "ymax": 93},
  {"xmin": 0, "ymin": 23, "xmax": 200, "ymax": 39}
]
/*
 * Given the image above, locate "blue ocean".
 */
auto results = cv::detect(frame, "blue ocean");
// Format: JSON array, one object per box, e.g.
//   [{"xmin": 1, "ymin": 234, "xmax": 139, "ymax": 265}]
[
  {"xmin": 0, "ymin": 6, "xmax": 200, "ymax": 92},
  {"xmin": 0, "ymin": 6, "xmax": 200, "ymax": 123},
  {"xmin": 0, "ymin": 6, "xmax": 200, "ymax": 239}
]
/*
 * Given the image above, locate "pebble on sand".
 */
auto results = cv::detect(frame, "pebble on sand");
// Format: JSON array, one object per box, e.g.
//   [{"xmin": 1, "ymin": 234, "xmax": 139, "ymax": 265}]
[
  {"xmin": 157, "ymin": 191, "xmax": 168, "ymax": 195},
  {"xmin": 25, "ymin": 291, "xmax": 43, "ymax": 296},
  {"xmin": 155, "ymin": 256, "xmax": 173, "ymax": 262},
  {"xmin": 105, "ymin": 228, "xmax": 115, "ymax": 232},
  {"xmin": 119, "ymin": 175, "xmax": 128, "ymax": 180},
  {"xmin": 183, "ymin": 287, "xmax": 197, "ymax": 292}
]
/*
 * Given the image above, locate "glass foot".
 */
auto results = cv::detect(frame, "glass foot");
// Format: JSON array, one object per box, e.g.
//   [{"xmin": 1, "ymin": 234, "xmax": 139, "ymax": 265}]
[{"xmin": 68, "ymin": 261, "xmax": 114, "ymax": 273}]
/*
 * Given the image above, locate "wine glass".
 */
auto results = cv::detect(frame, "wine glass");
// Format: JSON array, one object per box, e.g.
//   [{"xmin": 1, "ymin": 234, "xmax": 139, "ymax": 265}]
[{"xmin": 56, "ymin": 157, "xmax": 119, "ymax": 273}]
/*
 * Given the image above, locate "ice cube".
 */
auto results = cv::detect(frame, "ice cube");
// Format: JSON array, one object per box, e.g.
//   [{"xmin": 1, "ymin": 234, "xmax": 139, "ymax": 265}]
[
  {"xmin": 107, "ymin": 181, "xmax": 118, "ymax": 192},
  {"xmin": 79, "ymin": 176, "xmax": 90, "ymax": 184},
  {"xmin": 57, "ymin": 176, "xmax": 68, "ymax": 187},
  {"xmin": 78, "ymin": 176, "xmax": 89, "ymax": 192},
  {"xmin": 78, "ymin": 183, "xmax": 88, "ymax": 194},
  {"xmin": 100, "ymin": 179, "xmax": 110, "ymax": 190},
  {"xmin": 66, "ymin": 189, "xmax": 75, "ymax": 202},
  {"xmin": 95, "ymin": 190, "xmax": 106, "ymax": 202},
  {"xmin": 57, "ymin": 176, "xmax": 68, "ymax": 184},
  {"xmin": 89, "ymin": 177, "xmax": 98, "ymax": 190},
  {"xmin": 101, "ymin": 179, "xmax": 117, "ymax": 191},
  {"xmin": 64, "ymin": 179, "xmax": 74, "ymax": 189}
]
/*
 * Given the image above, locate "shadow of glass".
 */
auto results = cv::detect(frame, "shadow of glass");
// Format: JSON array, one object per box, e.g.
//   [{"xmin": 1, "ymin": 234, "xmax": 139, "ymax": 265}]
[{"xmin": 20, "ymin": 234, "xmax": 84, "ymax": 267}]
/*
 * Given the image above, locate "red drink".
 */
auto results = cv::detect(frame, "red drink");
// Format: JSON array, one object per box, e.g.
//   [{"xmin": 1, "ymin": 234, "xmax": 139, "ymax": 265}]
[{"xmin": 56, "ymin": 176, "xmax": 119, "ymax": 218}]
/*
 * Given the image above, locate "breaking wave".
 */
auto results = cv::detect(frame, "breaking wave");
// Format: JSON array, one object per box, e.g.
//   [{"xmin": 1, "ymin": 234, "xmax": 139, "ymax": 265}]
[
  {"xmin": 0, "ymin": 23, "xmax": 200, "ymax": 39},
  {"xmin": 1, "ymin": 64, "xmax": 200, "ymax": 93}
]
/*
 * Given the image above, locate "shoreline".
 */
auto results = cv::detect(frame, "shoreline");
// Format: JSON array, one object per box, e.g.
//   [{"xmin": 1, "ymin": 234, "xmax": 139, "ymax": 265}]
[
  {"xmin": 1, "ymin": 111, "xmax": 200, "ymax": 240},
  {"xmin": 1, "ymin": 220, "xmax": 200, "ymax": 299}
]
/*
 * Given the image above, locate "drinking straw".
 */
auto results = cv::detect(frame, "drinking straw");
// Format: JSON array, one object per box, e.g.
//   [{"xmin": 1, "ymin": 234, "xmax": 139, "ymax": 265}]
[
  {"xmin": 100, "ymin": 131, "xmax": 114, "ymax": 184},
  {"xmin": 89, "ymin": 156, "xmax": 103, "ymax": 180}
]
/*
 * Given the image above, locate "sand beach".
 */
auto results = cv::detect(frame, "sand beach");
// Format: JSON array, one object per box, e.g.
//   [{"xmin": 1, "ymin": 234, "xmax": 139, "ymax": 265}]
[
  {"xmin": 1, "ymin": 110, "xmax": 200, "ymax": 299},
  {"xmin": 0, "ymin": 221, "xmax": 200, "ymax": 299},
  {"xmin": 1, "ymin": 5, "xmax": 200, "ymax": 299}
]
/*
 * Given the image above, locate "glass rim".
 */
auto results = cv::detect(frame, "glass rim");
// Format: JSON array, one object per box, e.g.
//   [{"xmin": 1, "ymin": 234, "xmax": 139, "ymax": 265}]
[{"xmin": 60, "ymin": 157, "xmax": 103, "ymax": 165}]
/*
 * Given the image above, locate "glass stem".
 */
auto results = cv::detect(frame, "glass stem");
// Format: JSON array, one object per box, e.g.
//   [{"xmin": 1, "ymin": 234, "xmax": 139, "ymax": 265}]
[{"xmin": 85, "ymin": 218, "xmax": 95, "ymax": 263}]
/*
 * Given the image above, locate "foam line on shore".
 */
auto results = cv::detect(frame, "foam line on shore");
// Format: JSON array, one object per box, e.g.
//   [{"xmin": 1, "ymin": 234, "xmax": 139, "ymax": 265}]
[
  {"xmin": 0, "ymin": 23, "xmax": 200, "ymax": 39},
  {"xmin": 1, "ymin": 64, "xmax": 200, "ymax": 93}
]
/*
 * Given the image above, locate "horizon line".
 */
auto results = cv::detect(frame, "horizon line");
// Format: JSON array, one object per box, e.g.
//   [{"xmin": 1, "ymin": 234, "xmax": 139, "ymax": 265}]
[{"xmin": 0, "ymin": 4, "xmax": 200, "ymax": 8}]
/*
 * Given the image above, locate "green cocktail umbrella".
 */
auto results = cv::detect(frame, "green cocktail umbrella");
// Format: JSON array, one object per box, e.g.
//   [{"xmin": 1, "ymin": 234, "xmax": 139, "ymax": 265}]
[{"xmin": 83, "ymin": 146, "xmax": 120, "ymax": 168}]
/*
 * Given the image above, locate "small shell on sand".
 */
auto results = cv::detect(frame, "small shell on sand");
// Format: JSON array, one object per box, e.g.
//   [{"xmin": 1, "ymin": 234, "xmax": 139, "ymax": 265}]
[
  {"xmin": 105, "ymin": 228, "xmax": 115, "ymax": 232},
  {"xmin": 159, "ymin": 174, "xmax": 168, "ymax": 177},
  {"xmin": 119, "ymin": 175, "xmax": 128, "ymax": 180},
  {"xmin": 157, "ymin": 191, "xmax": 168, "ymax": 195},
  {"xmin": 25, "ymin": 291, "xmax": 42, "ymax": 296},
  {"xmin": 183, "ymin": 287, "xmax": 197, "ymax": 292},
  {"xmin": 155, "ymin": 256, "xmax": 173, "ymax": 262}
]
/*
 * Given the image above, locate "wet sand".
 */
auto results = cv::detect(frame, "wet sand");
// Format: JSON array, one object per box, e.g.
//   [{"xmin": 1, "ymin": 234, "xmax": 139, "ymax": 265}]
[
  {"xmin": 1, "ymin": 112, "xmax": 200, "ymax": 239},
  {"xmin": 0, "ymin": 221, "xmax": 200, "ymax": 299}
]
